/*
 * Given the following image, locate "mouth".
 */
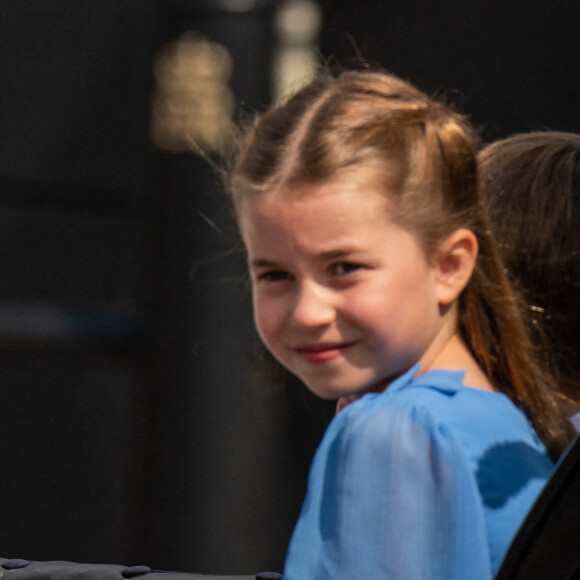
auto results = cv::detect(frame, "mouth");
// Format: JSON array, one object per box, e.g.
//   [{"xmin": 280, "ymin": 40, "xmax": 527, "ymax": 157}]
[{"xmin": 294, "ymin": 341, "xmax": 356, "ymax": 364}]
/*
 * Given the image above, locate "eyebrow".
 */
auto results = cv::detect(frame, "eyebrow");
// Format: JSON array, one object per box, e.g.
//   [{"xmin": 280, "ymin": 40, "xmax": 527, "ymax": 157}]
[
  {"xmin": 249, "ymin": 258, "xmax": 282, "ymax": 270},
  {"xmin": 317, "ymin": 249, "xmax": 355, "ymax": 260},
  {"xmin": 249, "ymin": 249, "xmax": 356, "ymax": 270}
]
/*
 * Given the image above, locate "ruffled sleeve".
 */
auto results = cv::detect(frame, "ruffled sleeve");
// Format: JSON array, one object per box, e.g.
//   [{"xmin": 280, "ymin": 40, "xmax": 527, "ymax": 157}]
[{"xmin": 283, "ymin": 390, "xmax": 493, "ymax": 580}]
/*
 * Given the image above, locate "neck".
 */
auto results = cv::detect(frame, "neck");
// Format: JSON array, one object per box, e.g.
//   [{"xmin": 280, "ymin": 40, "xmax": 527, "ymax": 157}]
[{"xmin": 421, "ymin": 332, "xmax": 495, "ymax": 391}]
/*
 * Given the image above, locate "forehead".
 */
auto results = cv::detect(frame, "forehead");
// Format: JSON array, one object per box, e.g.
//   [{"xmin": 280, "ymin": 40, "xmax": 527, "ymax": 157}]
[{"xmin": 238, "ymin": 180, "xmax": 391, "ymax": 238}]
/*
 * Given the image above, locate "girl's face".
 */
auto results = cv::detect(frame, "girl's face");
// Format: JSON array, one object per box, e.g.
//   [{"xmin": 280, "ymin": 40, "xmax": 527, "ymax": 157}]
[{"xmin": 239, "ymin": 180, "xmax": 450, "ymax": 400}]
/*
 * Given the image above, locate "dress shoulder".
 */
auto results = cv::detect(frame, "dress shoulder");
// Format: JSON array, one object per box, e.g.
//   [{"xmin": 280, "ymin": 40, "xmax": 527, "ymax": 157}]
[
  {"xmin": 284, "ymin": 368, "xmax": 494, "ymax": 580},
  {"xmin": 283, "ymin": 366, "xmax": 554, "ymax": 579}
]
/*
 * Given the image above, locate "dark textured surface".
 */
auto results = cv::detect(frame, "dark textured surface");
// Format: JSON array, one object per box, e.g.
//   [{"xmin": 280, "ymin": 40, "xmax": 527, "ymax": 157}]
[{"xmin": 0, "ymin": 558, "xmax": 257, "ymax": 580}]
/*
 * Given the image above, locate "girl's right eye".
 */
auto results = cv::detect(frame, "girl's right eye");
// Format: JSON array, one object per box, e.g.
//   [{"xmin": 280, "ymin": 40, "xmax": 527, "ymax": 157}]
[{"xmin": 257, "ymin": 270, "xmax": 291, "ymax": 282}]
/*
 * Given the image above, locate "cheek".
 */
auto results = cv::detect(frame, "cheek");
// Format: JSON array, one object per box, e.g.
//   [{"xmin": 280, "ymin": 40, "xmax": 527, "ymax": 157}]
[
  {"xmin": 252, "ymin": 293, "xmax": 280, "ymax": 350},
  {"xmin": 351, "ymin": 270, "xmax": 435, "ymax": 325},
  {"xmin": 344, "ymin": 283, "xmax": 399, "ymax": 320}
]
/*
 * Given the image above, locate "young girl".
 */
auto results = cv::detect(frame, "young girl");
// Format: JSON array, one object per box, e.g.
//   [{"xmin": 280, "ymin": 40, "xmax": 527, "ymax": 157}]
[{"xmin": 228, "ymin": 69, "xmax": 574, "ymax": 579}]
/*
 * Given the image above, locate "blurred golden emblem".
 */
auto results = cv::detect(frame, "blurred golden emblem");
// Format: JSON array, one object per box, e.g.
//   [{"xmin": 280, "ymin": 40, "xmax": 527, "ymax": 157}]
[{"xmin": 151, "ymin": 31, "xmax": 234, "ymax": 154}]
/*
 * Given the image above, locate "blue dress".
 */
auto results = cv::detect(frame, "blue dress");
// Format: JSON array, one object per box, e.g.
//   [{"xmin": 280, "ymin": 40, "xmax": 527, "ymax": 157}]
[{"xmin": 283, "ymin": 365, "xmax": 555, "ymax": 580}]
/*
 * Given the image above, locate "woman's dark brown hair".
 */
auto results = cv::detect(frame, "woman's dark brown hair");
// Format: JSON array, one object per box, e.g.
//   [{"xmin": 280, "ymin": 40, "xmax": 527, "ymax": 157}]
[
  {"xmin": 230, "ymin": 69, "xmax": 574, "ymax": 458},
  {"xmin": 479, "ymin": 131, "xmax": 580, "ymax": 420}
]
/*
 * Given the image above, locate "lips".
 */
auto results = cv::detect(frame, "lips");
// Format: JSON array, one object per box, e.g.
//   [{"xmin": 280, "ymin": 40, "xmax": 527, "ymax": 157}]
[{"xmin": 294, "ymin": 342, "xmax": 356, "ymax": 364}]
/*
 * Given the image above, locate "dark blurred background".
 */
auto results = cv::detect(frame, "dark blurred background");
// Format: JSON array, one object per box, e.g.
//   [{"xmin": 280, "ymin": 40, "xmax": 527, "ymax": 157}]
[{"xmin": 0, "ymin": 0, "xmax": 578, "ymax": 575}]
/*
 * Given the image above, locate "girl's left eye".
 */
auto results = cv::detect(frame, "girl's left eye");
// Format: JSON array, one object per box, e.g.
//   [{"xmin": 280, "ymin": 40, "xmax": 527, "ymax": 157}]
[{"xmin": 331, "ymin": 262, "xmax": 362, "ymax": 276}]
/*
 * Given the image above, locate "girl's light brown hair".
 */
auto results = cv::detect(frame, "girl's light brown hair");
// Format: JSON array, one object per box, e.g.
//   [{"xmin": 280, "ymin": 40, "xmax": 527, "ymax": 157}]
[{"xmin": 230, "ymin": 68, "xmax": 574, "ymax": 459}]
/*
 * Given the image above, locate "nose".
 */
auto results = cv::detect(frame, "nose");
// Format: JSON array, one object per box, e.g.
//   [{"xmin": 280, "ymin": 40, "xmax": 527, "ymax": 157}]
[{"xmin": 291, "ymin": 281, "xmax": 336, "ymax": 328}]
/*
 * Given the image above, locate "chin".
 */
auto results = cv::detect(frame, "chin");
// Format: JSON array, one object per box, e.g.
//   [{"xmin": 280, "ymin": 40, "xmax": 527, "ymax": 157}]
[
  {"xmin": 299, "ymin": 380, "xmax": 341, "ymax": 400},
  {"xmin": 302, "ymin": 379, "xmax": 366, "ymax": 401}
]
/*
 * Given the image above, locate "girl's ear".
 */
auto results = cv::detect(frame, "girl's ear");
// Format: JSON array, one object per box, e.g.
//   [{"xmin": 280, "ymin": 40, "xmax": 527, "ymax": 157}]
[{"xmin": 435, "ymin": 228, "xmax": 478, "ymax": 306}]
